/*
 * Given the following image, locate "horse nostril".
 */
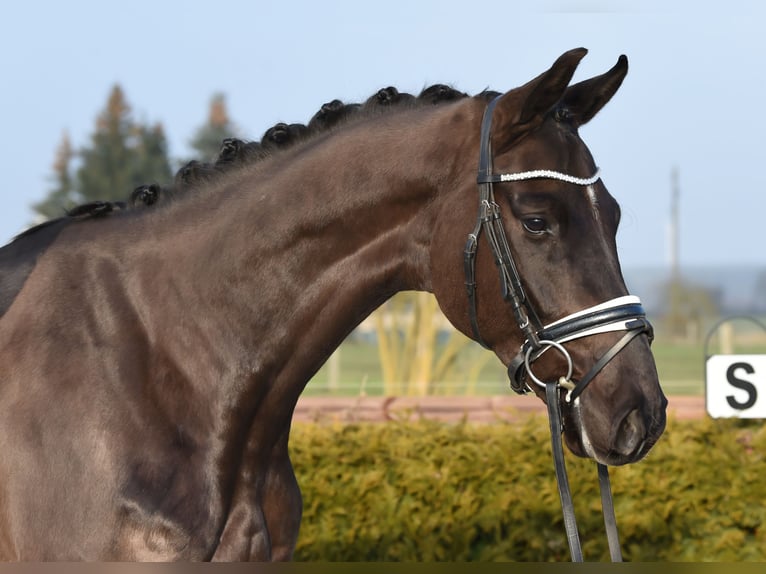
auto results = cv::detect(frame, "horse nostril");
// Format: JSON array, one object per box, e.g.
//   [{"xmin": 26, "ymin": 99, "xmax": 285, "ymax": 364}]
[{"xmin": 614, "ymin": 408, "xmax": 646, "ymax": 457}]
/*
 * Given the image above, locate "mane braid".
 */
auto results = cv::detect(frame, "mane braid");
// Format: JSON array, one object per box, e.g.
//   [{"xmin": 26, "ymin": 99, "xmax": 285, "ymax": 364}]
[
  {"xmin": 186, "ymin": 83, "xmax": 470, "ymax": 189},
  {"xmin": 9, "ymin": 82, "xmax": 478, "ymax": 246}
]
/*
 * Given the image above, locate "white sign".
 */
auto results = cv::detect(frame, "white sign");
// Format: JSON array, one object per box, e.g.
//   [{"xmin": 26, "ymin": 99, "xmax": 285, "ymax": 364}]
[{"xmin": 706, "ymin": 355, "xmax": 766, "ymax": 418}]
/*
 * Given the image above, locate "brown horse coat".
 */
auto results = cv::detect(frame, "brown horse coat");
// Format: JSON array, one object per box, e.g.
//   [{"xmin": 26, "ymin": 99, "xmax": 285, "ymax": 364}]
[{"xmin": 0, "ymin": 49, "xmax": 665, "ymax": 560}]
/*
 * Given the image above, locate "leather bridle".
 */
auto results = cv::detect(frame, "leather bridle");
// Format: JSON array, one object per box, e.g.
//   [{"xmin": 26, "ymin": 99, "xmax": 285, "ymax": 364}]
[{"xmin": 463, "ymin": 95, "xmax": 655, "ymax": 562}]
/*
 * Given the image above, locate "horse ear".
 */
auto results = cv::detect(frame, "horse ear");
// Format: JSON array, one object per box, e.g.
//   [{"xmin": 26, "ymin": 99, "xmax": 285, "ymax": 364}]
[
  {"xmin": 561, "ymin": 55, "xmax": 628, "ymax": 127},
  {"xmin": 491, "ymin": 48, "xmax": 588, "ymax": 152}
]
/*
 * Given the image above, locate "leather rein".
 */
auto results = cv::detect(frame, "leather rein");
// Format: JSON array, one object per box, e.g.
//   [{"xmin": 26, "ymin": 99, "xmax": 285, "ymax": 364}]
[{"xmin": 463, "ymin": 95, "xmax": 654, "ymax": 562}]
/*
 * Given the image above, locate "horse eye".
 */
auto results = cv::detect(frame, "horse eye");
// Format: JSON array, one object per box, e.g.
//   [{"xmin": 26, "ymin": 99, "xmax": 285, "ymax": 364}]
[{"xmin": 522, "ymin": 217, "xmax": 549, "ymax": 235}]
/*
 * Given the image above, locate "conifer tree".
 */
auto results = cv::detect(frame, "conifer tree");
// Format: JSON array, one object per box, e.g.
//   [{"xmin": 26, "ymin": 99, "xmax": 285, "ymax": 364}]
[
  {"xmin": 77, "ymin": 85, "xmax": 171, "ymax": 204},
  {"xmin": 132, "ymin": 123, "xmax": 173, "ymax": 189},
  {"xmin": 32, "ymin": 131, "xmax": 75, "ymax": 219},
  {"xmin": 188, "ymin": 93, "xmax": 238, "ymax": 162},
  {"xmin": 33, "ymin": 84, "xmax": 172, "ymax": 219}
]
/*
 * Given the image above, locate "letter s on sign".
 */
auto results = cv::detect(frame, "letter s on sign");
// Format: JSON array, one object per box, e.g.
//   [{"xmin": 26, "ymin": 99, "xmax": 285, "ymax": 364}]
[{"xmin": 726, "ymin": 362, "xmax": 757, "ymax": 410}]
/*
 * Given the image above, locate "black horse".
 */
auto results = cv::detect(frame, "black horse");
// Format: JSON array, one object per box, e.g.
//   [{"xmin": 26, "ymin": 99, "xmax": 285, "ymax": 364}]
[{"xmin": 0, "ymin": 50, "xmax": 665, "ymax": 560}]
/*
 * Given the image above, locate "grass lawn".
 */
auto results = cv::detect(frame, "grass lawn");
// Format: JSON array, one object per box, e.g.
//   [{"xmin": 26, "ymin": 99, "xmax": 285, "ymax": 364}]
[{"xmin": 305, "ymin": 326, "xmax": 766, "ymax": 398}]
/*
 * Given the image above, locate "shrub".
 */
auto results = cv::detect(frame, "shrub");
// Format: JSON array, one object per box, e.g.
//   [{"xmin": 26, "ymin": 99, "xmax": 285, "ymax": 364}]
[{"xmin": 290, "ymin": 416, "xmax": 766, "ymax": 561}]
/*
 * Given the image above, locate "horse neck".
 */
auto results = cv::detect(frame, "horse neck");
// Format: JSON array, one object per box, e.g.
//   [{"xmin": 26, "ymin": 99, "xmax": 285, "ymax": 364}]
[{"xmin": 135, "ymin": 103, "xmax": 474, "ymax": 409}]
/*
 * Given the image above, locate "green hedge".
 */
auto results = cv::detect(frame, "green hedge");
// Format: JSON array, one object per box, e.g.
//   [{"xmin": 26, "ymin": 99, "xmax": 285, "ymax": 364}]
[{"xmin": 290, "ymin": 416, "xmax": 766, "ymax": 561}]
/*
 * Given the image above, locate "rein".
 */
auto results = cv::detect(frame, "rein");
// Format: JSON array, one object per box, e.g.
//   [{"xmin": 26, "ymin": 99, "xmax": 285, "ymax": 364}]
[{"xmin": 464, "ymin": 95, "xmax": 653, "ymax": 562}]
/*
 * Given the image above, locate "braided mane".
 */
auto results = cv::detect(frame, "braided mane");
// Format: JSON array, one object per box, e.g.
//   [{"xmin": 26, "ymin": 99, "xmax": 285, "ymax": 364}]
[
  {"xmin": 135, "ymin": 83, "xmax": 472, "ymax": 207},
  {"xmin": 17, "ymin": 83, "xmax": 489, "ymax": 242},
  {"xmin": 0, "ymin": 82, "xmax": 494, "ymax": 318}
]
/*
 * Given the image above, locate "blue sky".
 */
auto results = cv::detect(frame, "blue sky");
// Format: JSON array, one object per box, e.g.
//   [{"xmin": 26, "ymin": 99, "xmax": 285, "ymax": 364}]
[{"xmin": 0, "ymin": 0, "xmax": 762, "ymax": 270}]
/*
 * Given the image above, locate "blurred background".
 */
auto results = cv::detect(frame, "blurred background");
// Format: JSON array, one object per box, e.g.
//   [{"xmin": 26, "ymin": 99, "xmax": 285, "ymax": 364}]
[
  {"xmin": 2, "ymin": 0, "xmax": 764, "ymax": 398},
  {"xmin": 4, "ymin": 0, "xmax": 766, "ymax": 562}
]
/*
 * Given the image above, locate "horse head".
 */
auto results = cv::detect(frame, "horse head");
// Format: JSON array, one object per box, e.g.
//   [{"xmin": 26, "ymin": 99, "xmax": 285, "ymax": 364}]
[{"xmin": 431, "ymin": 49, "xmax": 667, "ymax": 467}]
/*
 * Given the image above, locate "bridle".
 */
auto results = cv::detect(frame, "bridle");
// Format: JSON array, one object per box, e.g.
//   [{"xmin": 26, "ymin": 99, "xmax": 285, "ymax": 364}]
[{"xmin": 463, "ymin": 95, "xmax": 654, "ymax": 562}]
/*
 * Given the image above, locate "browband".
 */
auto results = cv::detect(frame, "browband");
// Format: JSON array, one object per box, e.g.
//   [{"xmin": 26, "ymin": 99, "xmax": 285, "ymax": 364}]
[{"xmin": 478, "ymin": 168, "xmax": 601, "ymax": 186}]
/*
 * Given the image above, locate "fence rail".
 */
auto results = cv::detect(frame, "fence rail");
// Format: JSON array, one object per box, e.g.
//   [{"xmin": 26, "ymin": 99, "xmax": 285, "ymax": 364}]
[{"xmin": 293, "ymin": 395, "xmax": 704, "ymax": 423}]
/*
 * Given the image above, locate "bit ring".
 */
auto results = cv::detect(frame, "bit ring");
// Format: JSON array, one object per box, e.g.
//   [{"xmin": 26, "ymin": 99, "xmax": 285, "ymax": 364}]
[{"xmin": 524, "ymin": 339, "xmax": 573, "ymax": 388}]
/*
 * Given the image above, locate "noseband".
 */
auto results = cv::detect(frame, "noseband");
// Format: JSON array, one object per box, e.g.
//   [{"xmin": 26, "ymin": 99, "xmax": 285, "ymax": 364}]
[{"xmin": 463, "ymin": 95, "xmax": 654, "ymax": 561}]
